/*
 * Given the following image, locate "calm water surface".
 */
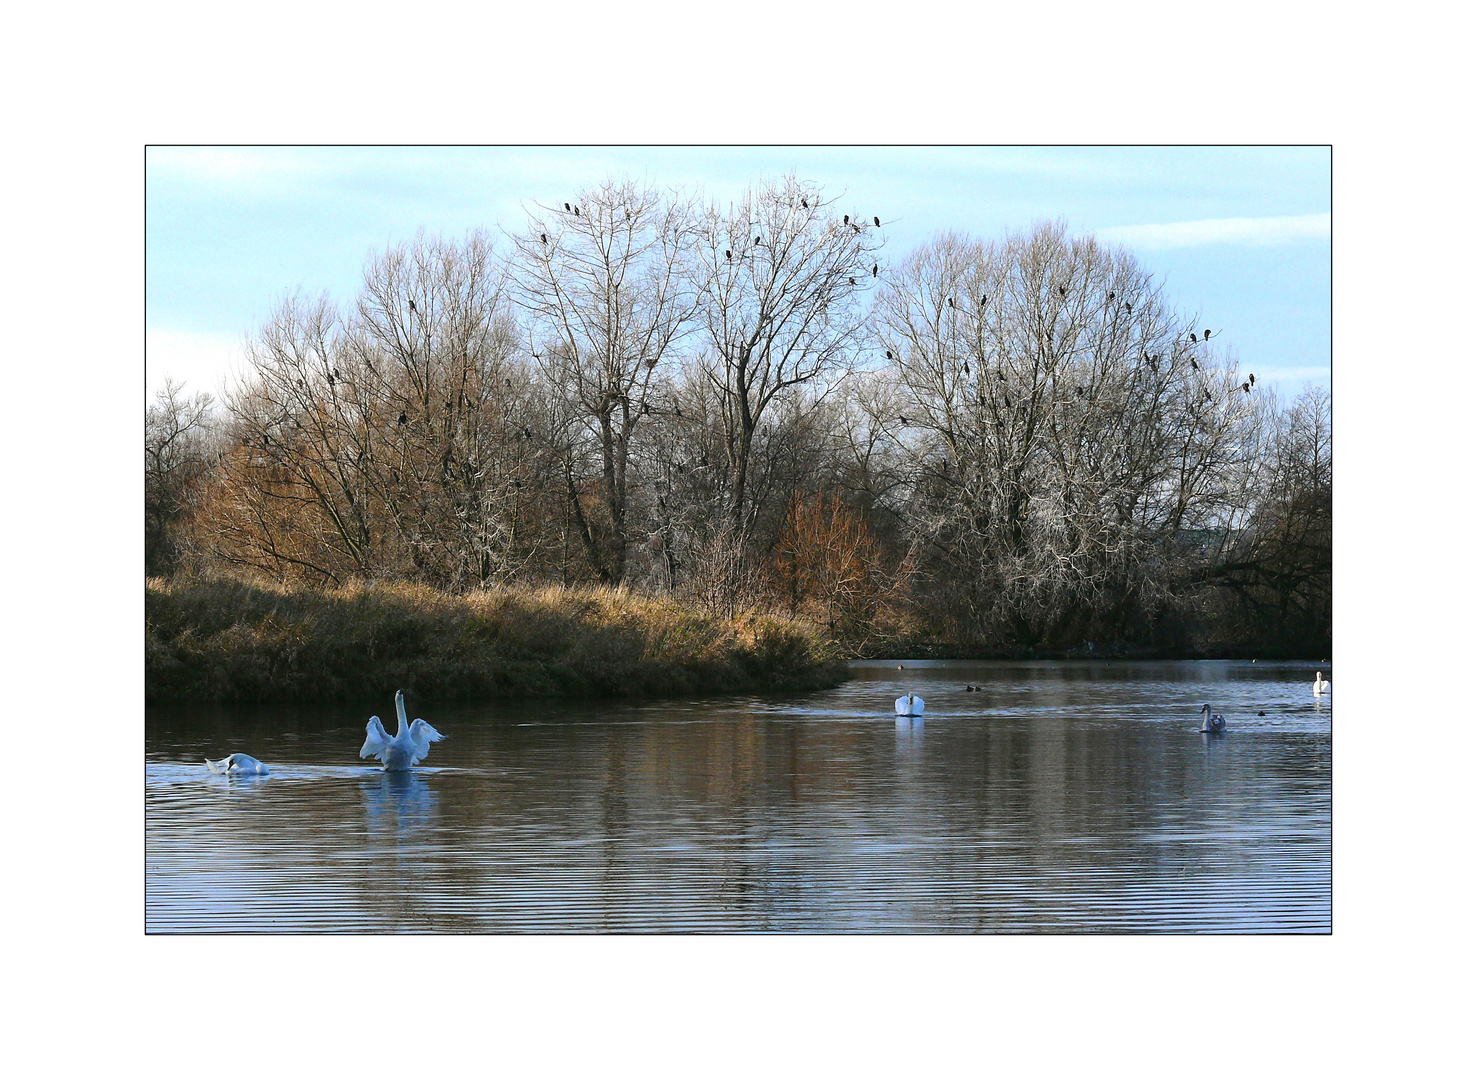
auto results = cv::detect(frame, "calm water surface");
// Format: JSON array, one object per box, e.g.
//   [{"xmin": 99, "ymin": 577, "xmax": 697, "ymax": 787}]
[{"xmin": 146, "ymin": 660, "xmax": 1331, "ymax": 933}]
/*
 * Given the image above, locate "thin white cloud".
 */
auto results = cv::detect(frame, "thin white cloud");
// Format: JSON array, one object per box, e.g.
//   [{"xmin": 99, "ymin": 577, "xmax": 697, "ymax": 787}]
[{"xmin": 1097, "ymin": 212, "xmax": 1330, "ymax": 250}]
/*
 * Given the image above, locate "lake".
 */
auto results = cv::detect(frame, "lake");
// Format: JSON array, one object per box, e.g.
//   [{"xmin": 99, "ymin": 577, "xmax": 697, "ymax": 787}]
[{"xmin": 145, "ymin": 659, "xmax": 1331, "ymax": 933}]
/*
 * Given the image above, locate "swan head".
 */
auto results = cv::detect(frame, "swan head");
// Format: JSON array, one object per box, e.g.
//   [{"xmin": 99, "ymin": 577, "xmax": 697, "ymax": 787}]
[
  {"xmin": 1200, "ymin": 703, "xmax": 1210, "ymax": 712},
  {"xmin": 394, "ymin": 689, "xmax": 410, "ymax": 732}
]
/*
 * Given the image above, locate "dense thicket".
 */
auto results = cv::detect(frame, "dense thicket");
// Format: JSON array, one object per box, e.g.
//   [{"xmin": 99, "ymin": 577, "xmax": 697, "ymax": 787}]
[{"xmin": 145, "ymin": 177, "xmax": 1331, "ymax": 657}]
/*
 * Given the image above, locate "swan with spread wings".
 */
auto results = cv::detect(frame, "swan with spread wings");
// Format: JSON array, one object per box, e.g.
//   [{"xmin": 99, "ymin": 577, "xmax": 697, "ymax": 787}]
[{"xmin": 360, "ymin": 690, "xmax": 445, "ymax": 771}]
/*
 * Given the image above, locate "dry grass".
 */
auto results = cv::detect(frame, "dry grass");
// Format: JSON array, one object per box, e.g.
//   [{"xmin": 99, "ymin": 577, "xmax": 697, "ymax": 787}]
[{"xmin": 146, "ymin": 575, "xmax": 848, "ymax": 703}]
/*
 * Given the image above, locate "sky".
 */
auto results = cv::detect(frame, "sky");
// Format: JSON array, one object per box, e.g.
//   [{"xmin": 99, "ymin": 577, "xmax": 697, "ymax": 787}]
[{"xmin": 145, "ymin": 146, "xmax": 1331, "ymax": 403}]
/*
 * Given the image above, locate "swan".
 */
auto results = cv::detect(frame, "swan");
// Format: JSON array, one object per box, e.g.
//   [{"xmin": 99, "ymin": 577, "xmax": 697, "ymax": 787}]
[
  {"xmin": 360, "ymin": 689, "xmax": 445, "ymax": 771},
  {"xmin": 1199, "ymin": 704, "xmax": 1225, "ymax": 733},
  {"xmin": 205, "ymin": 753, "xmax": 269, "ymax": 776},
  {"xmin": 895, "ymin": 693, "xmax": 925, "ymax": 716},
  {"xmin": 1313, "ymin": 672, "xmax": 1329, "ymax": 695}
]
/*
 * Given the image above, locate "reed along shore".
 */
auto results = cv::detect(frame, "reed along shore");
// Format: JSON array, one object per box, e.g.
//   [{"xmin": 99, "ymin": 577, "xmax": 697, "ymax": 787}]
[{"xmin": 146, "ymin": 576, "xmax": 849, "ymax": 704}]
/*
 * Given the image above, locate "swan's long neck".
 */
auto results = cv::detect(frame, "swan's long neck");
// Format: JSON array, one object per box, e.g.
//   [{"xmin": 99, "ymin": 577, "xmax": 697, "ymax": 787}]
[{"xmin": 394, "ymin": 691, "xmax": 409, "ymax": 736}]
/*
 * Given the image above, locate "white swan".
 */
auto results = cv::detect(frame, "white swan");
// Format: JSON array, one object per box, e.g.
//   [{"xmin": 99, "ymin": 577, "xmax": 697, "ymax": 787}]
[
  {"xmin": 360, "ymin": 689, "xmax": 445, "ymax": 771},
  {"xmin": 1313, "ymin": 672, "xmax": 1329, "ymax": 695},
  {"xmin": 205, "ymin": 753, "xmax": 269, "ymax": 776},
  {"xmin": 895, "ymin": 693, "xmax": 925, "ymax": 716},
  {"xmin": 1199, "ymin": 704, "xmax": 1225, "ymax": 733}
]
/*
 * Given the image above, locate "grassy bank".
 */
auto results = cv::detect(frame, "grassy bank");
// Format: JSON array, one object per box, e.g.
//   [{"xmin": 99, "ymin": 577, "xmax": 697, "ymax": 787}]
[{"xmin": 146, "ymin": 576, "xmax": 849, "ymax": 704}]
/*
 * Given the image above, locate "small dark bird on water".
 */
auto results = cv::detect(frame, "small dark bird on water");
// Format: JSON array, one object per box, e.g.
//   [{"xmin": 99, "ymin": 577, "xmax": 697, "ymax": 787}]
[{"xmin": 1258, "ymin": 710, "xmax": 1266, "ymax": 716}]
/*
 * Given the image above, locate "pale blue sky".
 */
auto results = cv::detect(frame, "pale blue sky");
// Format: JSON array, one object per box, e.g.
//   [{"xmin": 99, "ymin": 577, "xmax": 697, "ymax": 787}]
[{"xmin": 146, "ymin": 146, "xmax": 1330, "ymax": 401}]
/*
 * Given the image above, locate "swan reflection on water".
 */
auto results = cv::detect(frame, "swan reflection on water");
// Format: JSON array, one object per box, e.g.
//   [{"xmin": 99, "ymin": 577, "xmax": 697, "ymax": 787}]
[{"xmin": 360, "ymin": 769, "xmax": 440, "ymax": 844}]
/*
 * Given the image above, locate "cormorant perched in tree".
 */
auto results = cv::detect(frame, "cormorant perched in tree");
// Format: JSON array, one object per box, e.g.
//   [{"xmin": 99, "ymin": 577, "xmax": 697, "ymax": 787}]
[
  {"xmin": 843, "ymin": 215, "xmax": 850, "ymax": 225},
  {"xmin": 726, "ymin": 249, "xmax": 732, "ymax": 260},
  {"xmin": 409, "ymin": 299, "xmax": 416, "ymax": 312},
  {"xmin": 1204, "ymin": 329, "xmax": 1211, "ymax": 340},
  {"xmin": 564, "ymin": 202, "xmax": 571, "ymax": 211},
  {"xmin": 885, "ymin": 349, "xmax": 893, "ymax": 360},
  {"xmin": 1109, "ymin": 291, "xmax": 1115, "ymax": 301},
  {"xmin": 540, "ymin": 233, "xmax": 547, "ymax": 244},
  {"xmin": 899, "ymin": 415, "xmax": 909, "ymax": 426},
  {"xmin": 574, "ymin": 206, "xmax": 580, "ymax": 216},
  {"xmin": 1189, "ymin": 331, "xmax": 1198, "ymax": 343},
  {"xmin": 947, "ymin": 297, "xmax": 954, "ymax": 308},
  {"xmin": 1203, "ymin": 387, "xmax": 1213, "ymax": 401},
  {"xmin": 755, "ymin": 236, "xmax": 762, "ymax": 245},
  {"xmin": 1248, "ymin": 372, "xmax": 1255, "ymax": 387},
  {"xmin": 874, "ymin": 216, "xmax": 881, "ymax": 227},
  {"xmin": 1076, "ymin": 386, "xmax": 1085, "ymax": 397},
  {"xmin": 1190, "ymin": 358, "xmax": 1198, "ymax": 370},
  {"xmin": 872, "ymin": 263, "xmax": 878, "ymax": 276},
  {"xmin": 1125, "ymin": 302, "xmax": 1132, "ymax": 312},
  {"xmin": 1241, "ymin": 381, "xmax": 1251, "ymax": 392},
  {"xmin": 398, "ymin": 412, "xmax": 407, "ymax": 424},
  {"xmin": 981, "ymin": 294, "xmax": 988, "ymax": 305},
  {"xmin": 849, "ymin": 277, "xmax": 856, "ymax": 286},
  {"xmin": 801, "ymin": 197, "xmax": 808, "ymax": 208},
  {"xmin": 1058, "ymin": 285, "xmax": 1067, "ymax": 297},
  {"xmin": 963, "ymin": 361, "xmax": 970, "ymax": 375}
]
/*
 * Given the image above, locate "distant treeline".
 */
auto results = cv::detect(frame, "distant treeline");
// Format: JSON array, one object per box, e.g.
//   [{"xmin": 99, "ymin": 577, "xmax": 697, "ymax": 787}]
[{"xmin": 146, "ymin": 178, "xmax": 1330, "ymax": 659}]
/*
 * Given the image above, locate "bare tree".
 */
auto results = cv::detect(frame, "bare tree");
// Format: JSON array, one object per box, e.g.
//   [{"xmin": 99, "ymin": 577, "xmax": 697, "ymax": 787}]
[
  {"xmin": 690, "ymin": 177, "xmax": 885, "ymax": 545},
  {"xmin": 145, "ymin": 379, "xmax": 217, "ymax": 576},
  {"xmin": 877, "ymin": 221, "xmax": 1260, "ymax": 647},
  {"xmin": 510, "ymin": 179, "xmax": 698, "ymax": 584}
]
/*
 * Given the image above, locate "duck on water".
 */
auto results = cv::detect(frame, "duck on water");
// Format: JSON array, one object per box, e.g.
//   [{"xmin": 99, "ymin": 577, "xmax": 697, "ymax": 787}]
[{"xmin": 361, "ymin": 689, "xmax": 446, "ymax": 771}]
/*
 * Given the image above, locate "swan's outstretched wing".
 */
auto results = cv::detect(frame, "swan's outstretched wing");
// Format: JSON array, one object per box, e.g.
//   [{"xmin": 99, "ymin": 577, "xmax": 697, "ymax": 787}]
[
  {"xmin": 408, "ymin": 719, "xmax": 445, "ymax": 764},
  {"xmin": 205, "ymin": 756, "xmax": 230, "ymax": 775},
  {"xmin": 360, "ymin": 716, "xmax": 391, "ymax": 760}
]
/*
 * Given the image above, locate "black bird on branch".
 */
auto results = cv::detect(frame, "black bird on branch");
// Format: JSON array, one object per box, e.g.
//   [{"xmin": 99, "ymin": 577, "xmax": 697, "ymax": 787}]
[
  {"xmin": 1188, "ymin": 331, "xmax": 1198, "ymax": 343},
  {"xmin": 1248, "ymin": 372, "xmax": 1255, "ymax": 387},
  {"xmin": 1241, "ymin": 381, "xmax": 1251, "ymax": 393},
  {"xmin": 981, "ymin": 294, "xmax": 988, "ymax": 305},
  {"xmin": 398, "ymin": 412, "xmax": 407, "ymax": 424},
  {"xmin": 1058, "ymin": 285, "xmax": 1067, "ymax": 297},
  {"xmin": 843, "ymin": 215, "xmax": 850, "ymax": 225},
  {"xmin": 1190, "ymin": 358, "xmax": 1199, "ymax": 371},
  {"xmin": 540, "ymin": 233, "xmax": 547, "ymax": 244},
  {"xmin": 899, "ymin": 415, "xmax": 909, "ymax": 426},
  {"xmin": 1125, "ymin": 302, "xmax": 1132, "ymax": 312},
  {"xmin": 1076, "ymin": 386, "xmax": 1086, "ymax": 397},
  {"xmin": 963, "ymin": 361, "xmax": 970, "ymax": 375},
  {"xmin": 872, "ymin": 263, "xmax": 878, "ymax": 277},
  {"xmin": 849, "ymin": 277, "xmax": 856, "ymax": 286},
  {"xmin": 1203, "ymin": 387, "xmax": 1213, "ymax": 401},
  {"xmin": 726, "ymin": 249, "xmax": 732, "ymax": 260},
  {"xmin": 409, "ymin": 299, "xmax": 416, "ymax": 313},
  {"xmin": 755, "ymin": 236, "xmax": 762, "ymax": 245},
  {"xmin": 574, "ymin": 206, "xmax": 580, "ymax": 216},
  {"xmin": 801, "ymin": 197, "xmax": 808, "ymax": 208},
  {"xmin": 947, "ymin": 297, "xmax": 955, "ymax": 308},
  {"xmin": 565, "ymin": 202, "xmax": 571, "ymax": 211},
  {"xmin": 885, "ymin": 349, "xmax": 893, "ymax": 360},
  {"xmin": 1204, "ymin": 329, "xmax": 1211, "ymax": 340},
  {"xmin": 1109, "ymin": 291, "xmax": 1115, "ymax": 301},
  {"xmin": 874, "ymin": 216, "xmax": 881, "ymax": 227}
]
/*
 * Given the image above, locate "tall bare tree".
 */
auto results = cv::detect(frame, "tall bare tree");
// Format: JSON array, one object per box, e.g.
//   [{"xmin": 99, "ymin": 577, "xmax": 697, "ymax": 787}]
[
  {"xmin": 690, "ymin": 177, "xmax": 885, "ymax": 545},
  {"xmin": 510, "ymin": 179, "xmax": 697, "ymax": 584}
]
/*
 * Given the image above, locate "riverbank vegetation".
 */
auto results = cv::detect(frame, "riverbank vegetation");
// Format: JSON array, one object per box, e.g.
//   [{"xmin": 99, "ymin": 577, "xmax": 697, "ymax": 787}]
[
  {"xmin": 146, "ymin": 576, "xmax": 846, "ymax": 703},
  {"xmin": 147, "ymin": 176, "xmax": 1331, "ymax": 680}
]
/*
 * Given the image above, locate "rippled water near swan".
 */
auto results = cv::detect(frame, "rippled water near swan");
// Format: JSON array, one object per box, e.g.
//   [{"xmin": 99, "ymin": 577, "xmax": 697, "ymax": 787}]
[{"xmin": 145, "ymin": 660, "xmax": 1331, "ymax": 933}]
